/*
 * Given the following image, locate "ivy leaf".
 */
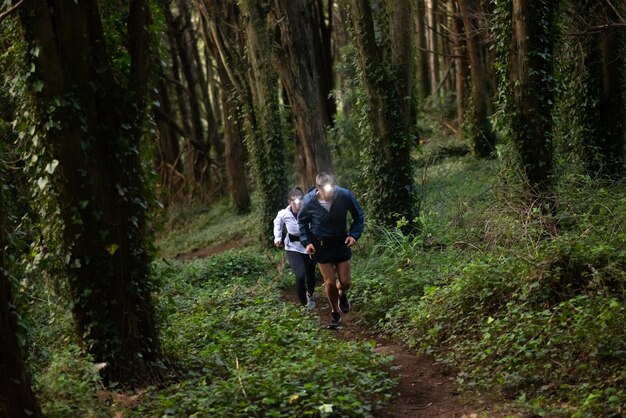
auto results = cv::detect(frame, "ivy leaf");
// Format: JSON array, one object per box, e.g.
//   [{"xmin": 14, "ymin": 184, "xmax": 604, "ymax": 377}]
[
  {"xmin": 318, "ymin": 404, "xmax": 334, "ymax": 414},
  {"xmin": 45, "ymin": 159, "xmax": 59, "ymax": 174},
  {"xmin": 106, "ymin": 243, "xmax": 119, "ymax": 255},
  {"xmin": 33, "ymin": 80, "xmax": 44, "ymax": 93},
  {"xmin": 36, "ymin": 177, "xmax": 48, "ymax": 190}
]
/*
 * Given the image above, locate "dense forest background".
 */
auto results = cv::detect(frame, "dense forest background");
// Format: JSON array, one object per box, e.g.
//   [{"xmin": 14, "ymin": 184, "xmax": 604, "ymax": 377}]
[{"xmin": 1, "ymin": 0, "xmax": 625, "ymax": 417}]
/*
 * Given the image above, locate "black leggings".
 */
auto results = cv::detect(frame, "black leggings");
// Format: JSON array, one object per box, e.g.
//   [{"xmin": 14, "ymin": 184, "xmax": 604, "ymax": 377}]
[{"xmin": 286, "ymin": 251, "xmax": 317, "ymax": 305}]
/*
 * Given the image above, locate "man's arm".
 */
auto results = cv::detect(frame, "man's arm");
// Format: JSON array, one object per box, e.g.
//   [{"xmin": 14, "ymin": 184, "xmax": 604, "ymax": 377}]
[
  {"xmin": 298, "ymin": 204, "xmax": 313, "ymax": 247},
  {"xmin": 347, "ymin": 190, "xmax": 365, "ymax": 240}
]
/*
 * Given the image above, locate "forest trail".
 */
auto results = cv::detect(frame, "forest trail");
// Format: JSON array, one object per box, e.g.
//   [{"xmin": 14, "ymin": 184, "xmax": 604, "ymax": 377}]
[
  {"xmin": 182, "ymin": 243, "xmax": 517, "ymax": 417},
  {"xmin": 284, "ymin": 290, "xmax": 515, "ymax": 418}
]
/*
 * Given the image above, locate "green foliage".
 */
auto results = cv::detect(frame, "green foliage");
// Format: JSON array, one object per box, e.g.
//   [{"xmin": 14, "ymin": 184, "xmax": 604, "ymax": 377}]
[
  {"xmin": 358, "ymin": 161, "xmax": 626, "ymax": 415},
  {"xmin": 26, "ymin": 247, "xmax": 396, "ymax": 417},
  {"xmin": 326, "ymin": 113, "xmax": 361, "ymax": 190},
  {"xmin": 137, "ymin": 254, "xmax": 396, "ymax": 417},
  {"xmin": 154, "ymin": 197, "xmax": 258, "ymax": 257},
  {"xmin": 34, "ymin": 344, "xmax": 108, "ymax": 418}
]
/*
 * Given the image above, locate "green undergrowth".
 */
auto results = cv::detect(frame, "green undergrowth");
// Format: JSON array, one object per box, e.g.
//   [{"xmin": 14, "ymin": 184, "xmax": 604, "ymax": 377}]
[
  {"xmin": 154, "ymin": 198, "xmax": 257, "ymax": 258},
  {"xmin": 29, "ymin": 248, "xmax": 396, "ymax": 417},
  {"xmin": 28, "ymin": 146, "xmax": 626, "ymax": 417},
  {"xmin": 350, "ymin": 158, "xmax": 626, "ymax": 417}
]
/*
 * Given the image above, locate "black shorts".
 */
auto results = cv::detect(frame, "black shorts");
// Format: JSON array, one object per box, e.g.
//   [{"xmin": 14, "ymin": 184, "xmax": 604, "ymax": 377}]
[{"xmin": 313, "ymin": 236, "xmax": 352, "ymax": 264}]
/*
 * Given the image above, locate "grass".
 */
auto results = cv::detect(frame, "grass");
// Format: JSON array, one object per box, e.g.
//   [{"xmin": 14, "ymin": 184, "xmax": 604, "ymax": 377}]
[
  {"xmin": 352, "ymin": 155, "xmax": 626, "ymax": 417},
  {"xmin": 154, "ymin": 198, "xmax": 257, "ymax": 258}
]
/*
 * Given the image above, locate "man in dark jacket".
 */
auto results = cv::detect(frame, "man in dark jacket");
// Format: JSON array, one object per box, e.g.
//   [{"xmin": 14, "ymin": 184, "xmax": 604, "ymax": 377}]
[{"xmin": 298, "ymin": 172, "xmax": 365, "ymax": 329}]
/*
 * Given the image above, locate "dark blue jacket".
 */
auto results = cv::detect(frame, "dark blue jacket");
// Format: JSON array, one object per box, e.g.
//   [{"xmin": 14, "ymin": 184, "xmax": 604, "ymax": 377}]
[{"xmin": 298, "ymin": 186, "xmax": 365, "ymax": 247}]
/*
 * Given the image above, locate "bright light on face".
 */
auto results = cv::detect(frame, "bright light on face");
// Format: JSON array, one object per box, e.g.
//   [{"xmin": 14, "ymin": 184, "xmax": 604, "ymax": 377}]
[
  {"xmin": 293, "ymin": 198, "xmax": 301, "ymax": 205},
  {"xmin": 323, "ymin": 184, "xmax": 333, "ymax": 193}
]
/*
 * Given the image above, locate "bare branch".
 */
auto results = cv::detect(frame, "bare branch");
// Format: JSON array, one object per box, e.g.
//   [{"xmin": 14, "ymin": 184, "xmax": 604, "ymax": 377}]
[
  {"xmin": 0, "ymin": 0, "xmax": 23, "ymax": 22},
  {"xmin": 565, "ymin": 22, "xmax": 626, "ymax": 37}
]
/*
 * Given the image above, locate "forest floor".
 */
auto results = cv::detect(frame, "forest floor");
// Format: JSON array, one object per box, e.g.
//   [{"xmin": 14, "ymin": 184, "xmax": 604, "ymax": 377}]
[
  {"xmin": 282, "ymin": 288, "xmax": 516, "ymax": 418},
  {"xmin": 177, "ymin": 246, "xmax": 523, "ymax": 418}
]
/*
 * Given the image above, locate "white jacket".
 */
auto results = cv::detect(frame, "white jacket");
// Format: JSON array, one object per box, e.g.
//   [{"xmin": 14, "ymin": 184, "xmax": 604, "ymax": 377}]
[{"xmin": 273, "ymin": 206, "xmax": 307, "ymax": 254}]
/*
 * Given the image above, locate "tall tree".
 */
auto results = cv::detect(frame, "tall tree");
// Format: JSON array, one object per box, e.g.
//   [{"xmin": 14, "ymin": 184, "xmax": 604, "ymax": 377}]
[
  {"xmin": 415, "ymin": 0, "xmax": 432, "ymax": 99},
  {"xmin": 0, "ymin": 93, "xmax": 42, "ymax": 418},
  {"xmin": 576, "ymin": 0, "xmax": 625, "ymax": 178},
  {"xmin": 18, "ymin": 0, "xmax": 161, "ymax": 383},
  {"xmin": 199, "ymin": 0, "xmax": 252, "ymax": 213},
  {"xmin": 202, "ymin": 0, "xmax": 251, "ymax": 213},
  {"xmin": 269, "ymin": 0, "xmax": 333, "ymax": 187},
  {"xmin": 160, "ymin": 0, "xmax": 212, "ymax": 200},
  {"xmin": 349, "ymin": 0, "xmax": 419, "ymax": 228},
  {"xmin": 457, "ymin": 0, "xmax": 496, "ymax": 157},
  {"xmin": 309, "ymin": 0, "xmax": 337, "ymax": 127},
  {"xmin": 0, "ymin": 218, "xmax": 42, "ymax": 418},
  {"xmin": 238, "ymin": 0, "xmax": 289, "ymax": 241},
  {"xmin": 495, "ymin": 0, "xmax": 558, "ymax": 205},
  {"xmin": 451, "ymin": 0, "xmax": 468, "ymax": 126}
]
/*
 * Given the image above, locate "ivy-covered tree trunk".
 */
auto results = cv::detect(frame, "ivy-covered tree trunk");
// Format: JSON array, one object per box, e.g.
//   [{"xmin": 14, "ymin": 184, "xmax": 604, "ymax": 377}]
[
  {"xmin": 506, "ymin": 0, "xmax": 558, "ymax": 203},
  {"xmin": 349, "ymin": 0, "xmax": 419, "ymax": 228},
  {"xmin": 269, "ymin": 0, "xmax": 333, "ymax": 188},
  {"xmin": 239, "ymin": 0, "xmax": 288, "ymax": 242},
  {"xmin": 0, "ymin": 175, "xmax": 42, "ymax": 418},
  {"xmin": 19, "ymin": 0, "xmax": 161, "ymax": 384},
  {"xmin": 457, "ymin": 0, "xmax": 496, "ymax": 157}
]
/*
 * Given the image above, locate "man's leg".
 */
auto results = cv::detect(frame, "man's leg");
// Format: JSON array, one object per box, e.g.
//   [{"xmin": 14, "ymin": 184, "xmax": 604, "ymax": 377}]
[
  {"xmin": 336, "ymin": 260, "xmax": 352, "ymax": 294},
  {"xmin": 318, "ymin": 262, "xmax": 339, "ymax": 312},
  {"xmin": 336, "ymin": 260, "xmax": 352, "ymax": 313}
]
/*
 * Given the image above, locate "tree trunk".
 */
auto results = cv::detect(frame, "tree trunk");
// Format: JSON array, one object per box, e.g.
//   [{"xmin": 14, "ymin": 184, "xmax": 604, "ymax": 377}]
[
  {"xmin": 452, "ymin": 1, "xmax": 468, "ymax": 127},
  {"xmin": 333, "ymin": 3, "xmax": 356, "ymax": 116},
  {"xmin": 426, "ymin": 0, "xmax": 440, "ymax": 96},
  {"xmin": 270, "ymin": 0, "xmax": 333, "ymax": 188},
  {"xmin": 310, "ymin": 0, "xmax": 337, "ymax": 127},
  {"xmin": 416, "ymin": 0, "xmax": 432, "ymax": 99},
  {"xmin": 161, "ymin": 0, "xmax": 212, "ymax": 199},
  {"xmin": 0, "ymin": 179, "xmax": 42, "ymax": 418},
  {"xmin": 19, "ymin": 0, "xmax": 161, "ymax": 384},
  {"xmin": 240, "ymin": 0, "xmax": 288, "ymax": 242},
  {"xmin": 153, "ymin": 75, "xmax": 183, "ymax": 204},
  {"xmin": 458, "ymin": 0, "xmax": 496, "ymax": 157},
  {"xmin": 201, "ymin": 0, "xmax": 252, "ymax": 213},
  {"xmin": 508, "ymin": 0, "xmax": 558, "ymax": 202},
  {"xmin": 584, "ymin": 1, "xmax": 625, "ymax": 178},
  {"xmin": 349, "ymin": 0, "xmax": 419, "ymax": 228}
]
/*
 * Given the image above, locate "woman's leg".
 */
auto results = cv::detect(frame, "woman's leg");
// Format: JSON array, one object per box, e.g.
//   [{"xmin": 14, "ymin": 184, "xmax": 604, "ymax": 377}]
[
  {"xmin": 285, "ymin": 250, "xmax": 307, "ymax": 305},
  {"xmin": 304, "ymin": 254, "xmax": 317, "ymax": 297}
]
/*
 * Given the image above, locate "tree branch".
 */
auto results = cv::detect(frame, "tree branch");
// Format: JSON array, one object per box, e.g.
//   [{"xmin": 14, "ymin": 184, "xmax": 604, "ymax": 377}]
[
  {"xmin": 565, "ymin": 22, "xmax": 626, "ymax": 37},
  {"xmin": 0, "ymin": 0, "xmax": 23, "ymax": 22}
]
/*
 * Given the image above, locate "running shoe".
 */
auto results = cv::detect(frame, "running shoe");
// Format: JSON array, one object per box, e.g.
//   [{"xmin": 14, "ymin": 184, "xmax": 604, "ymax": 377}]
[
  {"xmin": 339, "ymin": 292, "xmax": 350, "ymax": 313},
  {"xmin": 306, "ymin": 293, "xmax": 317, "ymax": 310},
  {"xmin": 327, "ymin": 312, "xmax": 342, "ymax": 329}
]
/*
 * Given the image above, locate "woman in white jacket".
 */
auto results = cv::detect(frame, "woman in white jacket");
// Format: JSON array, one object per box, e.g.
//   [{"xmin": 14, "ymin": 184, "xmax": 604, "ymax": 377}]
[{"xmin": 273, "ymin": 187, "xmax": 318, "ymax": 309}]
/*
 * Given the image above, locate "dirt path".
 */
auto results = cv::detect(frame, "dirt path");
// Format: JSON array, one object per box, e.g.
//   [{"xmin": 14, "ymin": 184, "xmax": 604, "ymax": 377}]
[
  {"xmin": 181, "ymin": 244, "xmax": 520, "ymax": 417},
  {"xmin": 290, "ymin": 292, "xmax": 519, "ymax": 418}
]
